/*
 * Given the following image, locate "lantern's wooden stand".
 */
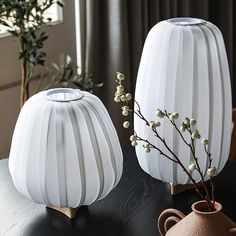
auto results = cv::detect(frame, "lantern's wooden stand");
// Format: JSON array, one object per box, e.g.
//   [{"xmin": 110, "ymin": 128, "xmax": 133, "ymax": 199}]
[
  {"xmin": 169, "ymin": 182, "xmax": 203, "ymax": 195},
  {"xmin": 46, "ymin": 205, "xmax": 79, "ymax": 219}
]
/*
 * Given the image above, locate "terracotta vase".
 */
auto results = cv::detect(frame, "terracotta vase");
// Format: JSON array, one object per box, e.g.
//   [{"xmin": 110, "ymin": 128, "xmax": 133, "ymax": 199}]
[{"xmin": 158, "ymin": 201, "xmax": 236, "ymax": 236}]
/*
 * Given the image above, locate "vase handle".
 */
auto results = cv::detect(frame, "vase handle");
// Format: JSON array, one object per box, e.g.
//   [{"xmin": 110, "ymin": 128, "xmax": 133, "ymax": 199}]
[{"xmin": 157, "ymin": 208, "xmax": 185, "ymax": 236}]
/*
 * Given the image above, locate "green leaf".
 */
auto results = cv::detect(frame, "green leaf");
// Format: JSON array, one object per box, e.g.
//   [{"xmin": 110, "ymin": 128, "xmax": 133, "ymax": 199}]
[
  {"xmin": 66, "ymin": 55, "xmax": 72, "ymax": 65},
  {"xmin": 95, "ymin": 82, "xmax": 104, "ymax": 88},
  {"xmin": 51, "ymin": 63, "xmax": 60, "ymax": 71}
]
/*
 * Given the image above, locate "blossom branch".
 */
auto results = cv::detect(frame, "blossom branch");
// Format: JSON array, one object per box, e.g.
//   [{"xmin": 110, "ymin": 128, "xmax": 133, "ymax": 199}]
[
  {"xmin": 114, "ymin": 72, "xmax": 217, "ymax": 211},
  {"xmin": 134, "ymin": 135, "xmax": 179, "ymax": 163},
  {"xmin": 133, "ymin": 102, "xmax": 206, "ymax": 202}
]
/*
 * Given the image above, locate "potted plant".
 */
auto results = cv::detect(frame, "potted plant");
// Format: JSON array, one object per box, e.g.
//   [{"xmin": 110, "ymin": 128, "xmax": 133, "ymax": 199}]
[
  {"xmin": 37, "ymin": 55, "xmax": 103, "ymax": 93},
  {"xmin": 0, "ymin": 0, "xmax": 64, "ymax": 107}
]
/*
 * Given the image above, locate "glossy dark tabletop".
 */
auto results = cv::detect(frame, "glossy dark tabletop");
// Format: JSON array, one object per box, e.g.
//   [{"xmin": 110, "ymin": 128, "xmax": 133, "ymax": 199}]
[{"xmin": 1, "ymin": 148, "xmax": 236, "ymax": 236}]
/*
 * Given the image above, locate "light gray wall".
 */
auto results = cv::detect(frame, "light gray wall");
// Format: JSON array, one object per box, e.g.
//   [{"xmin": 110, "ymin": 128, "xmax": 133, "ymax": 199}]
[{"xmin": 0, "ymin": 1, "xmax": 77, "ymax": 158}]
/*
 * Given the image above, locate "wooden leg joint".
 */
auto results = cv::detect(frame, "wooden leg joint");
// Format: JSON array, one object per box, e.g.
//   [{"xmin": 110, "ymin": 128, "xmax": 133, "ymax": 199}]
[
  {"xmin": 46, "ymin": 205, "xmax": 79, "ymax": 219},
  {"xmin": 169, "ymin": 182, "xmax": 203, "ymax": 195}
]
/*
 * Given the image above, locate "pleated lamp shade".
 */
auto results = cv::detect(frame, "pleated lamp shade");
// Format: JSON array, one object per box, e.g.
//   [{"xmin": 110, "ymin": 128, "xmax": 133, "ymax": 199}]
[
  {"xmin": 134, "ymin": 18, "xmax": 232, "ymax": 185},
  {"xmin": 9, "ymin": 88, "xmax": 123, "ymax": 208}
]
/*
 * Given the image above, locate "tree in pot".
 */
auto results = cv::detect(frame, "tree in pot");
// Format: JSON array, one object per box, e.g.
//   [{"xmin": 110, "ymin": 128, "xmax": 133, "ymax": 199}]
[
  {"xmin": 0, "ymin": 0, "xmax": 64, "ymax": 107},
  {"xmin": 37, "ymin": 55, "xmax": 103, "ymax": 93}
]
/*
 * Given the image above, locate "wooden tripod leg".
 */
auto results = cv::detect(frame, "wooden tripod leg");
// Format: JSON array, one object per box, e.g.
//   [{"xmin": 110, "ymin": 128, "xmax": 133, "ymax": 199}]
[
  {"xmin": 169, "ymin": 183, "xmax": 197, "ymax": 195},
  {"xmin": 169, "ymin": 182, "xmax": 203, "ymax": 195},
  {"xmin": 46, "ymin": 205, "xmax": 79, "ymax": 219}
]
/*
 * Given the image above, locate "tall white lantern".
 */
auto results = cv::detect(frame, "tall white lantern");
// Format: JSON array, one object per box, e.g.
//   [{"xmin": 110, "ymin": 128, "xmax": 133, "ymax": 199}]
[
  {"xmin": 9, "ymin": 88, "xmax": 123, "ymax": 217},
  {"xmin": 134, "ymin": 18, "xmax": 232, "ymax": 186}
]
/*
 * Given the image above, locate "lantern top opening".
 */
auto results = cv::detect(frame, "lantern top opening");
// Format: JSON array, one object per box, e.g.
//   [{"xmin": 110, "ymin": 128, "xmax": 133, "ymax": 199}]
[
  {"xmin": 167, "ymin": 17, "xmax": 206, "ymax": 26},
  {"xmin": 46, "ymin": 88, "xmax": 84, "ymax": 102}
]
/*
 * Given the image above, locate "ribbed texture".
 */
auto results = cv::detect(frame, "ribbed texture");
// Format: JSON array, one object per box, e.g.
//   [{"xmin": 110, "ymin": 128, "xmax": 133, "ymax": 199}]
[
  {"xmin": 134, "ymin": 18, "xmax": 232, "ymax": 185},
  {"xmin": 9, "ymin": 89, "xmax": 123, "ymax": 207}
]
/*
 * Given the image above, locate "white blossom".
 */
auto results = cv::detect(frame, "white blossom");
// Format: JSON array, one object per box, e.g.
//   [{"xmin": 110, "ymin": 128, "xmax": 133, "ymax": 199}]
[
  {"xmin": 131, "ymin": 141, "xmax": 138, "ymax": 147},
  {"xmin": 156, "ymin": 109, "xmax": 165, "ymax": 118},
  {"xmin": 207, "ymin": 167, "xmax": 218, "ymax": 177},
  {"xmin": 201, "ymin": 138, "xmax": 209, "ymax": 145},
  {"xmin": 123, "ymin": 121, "xmax": 130, "ymax": 128},
  {"xmin": 184, "ymin": 118, "xmax": 190, "ymax": 127},
  {"xmin": 116, "ymin": 85, "xmax": 124, "ymax": 93},
  {"xmin": 192, "ymin": 130, "xmax": 201, "ymax": 140},
  {"xmin": 122, "ymin": 106, "xmax": 129, "ymax": 111},
  {"xmin": 114, "ymin": 96, "xmax": 121, "ymax": 103},
  {"xmin": 190, "ymin": 119, "xmax": 196, "ymax": 126},
  {"xmin": 169, "ymin": 112, "xmax": 179, "ymax": 121},
  {"xmin": 143, "ymin": 142, "xmax": 150, "ymax": 148},
  {"xmin": 130, "ymin": 135, "xmax": 137, "ymax": 141},
  {"xmin": 150, "ymin": 121, "xmax": 161, "ymax": 129},
  {"xmin": 144, "ymin": 147, "xmax": 151, "ymax": 153},
  {"xmin": 189, "ymin": 163, "xmax": 196, "ymax": 172},
  {"xmin": 169, "ymin": 114, "xmax": 175, "ymax": 121},
  {"xmin": 115, "ymin": 91, "xmax": 123, "ymax": 96},
  {"xmin": 172, "ymin": 112, "xmax": 179, "ymax": 119},
  {"xmin": 121, "ymin": 95, "xmax": 127, "ymax": 102},
  {"xmin": 117, "ymin": 73, "xmax": 125, "ymax": 81},
  {"xmin": 122, "ymin": 110, "xmax": 129, "ymax": 116},
  {"xmin": 180, "ymin": 125, "xmax": 186, "ymax": 132},
  {"xmin": 125, "ymin": 93, "xmax": 132, "ymax": 101}
]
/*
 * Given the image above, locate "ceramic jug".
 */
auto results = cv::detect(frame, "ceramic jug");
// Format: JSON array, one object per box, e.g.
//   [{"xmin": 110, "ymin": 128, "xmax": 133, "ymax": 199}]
[{"xmin": 158, "ymin": 201, "xmax": 236, "ymax": 236}]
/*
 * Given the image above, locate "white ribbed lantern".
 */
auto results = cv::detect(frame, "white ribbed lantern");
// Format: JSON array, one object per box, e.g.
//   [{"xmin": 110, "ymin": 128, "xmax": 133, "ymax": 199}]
[
  {"xmin": 134, "ymin": 18, "xmax": 232, "ymax": 185},
  {"xmin": 9, "ymin": 88, "xmax": 123, "ymax": 208}
]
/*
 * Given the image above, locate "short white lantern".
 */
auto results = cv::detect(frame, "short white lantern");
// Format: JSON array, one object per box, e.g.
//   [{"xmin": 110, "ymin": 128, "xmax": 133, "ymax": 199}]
[
  {"xmin": 9, "ymin": 88, "xmax": 123, "ymax": 217},
  {"xmin": 134, "ymin": 18, "xmax": 232, "ymax": 187}
]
